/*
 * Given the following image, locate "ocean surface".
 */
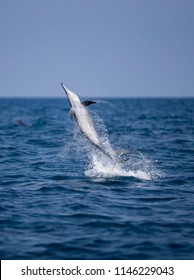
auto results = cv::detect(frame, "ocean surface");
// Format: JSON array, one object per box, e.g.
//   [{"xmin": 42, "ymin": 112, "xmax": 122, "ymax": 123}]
[{"xmin": 0, "ymin": 97, "xmax": 194, "ymax": 260}]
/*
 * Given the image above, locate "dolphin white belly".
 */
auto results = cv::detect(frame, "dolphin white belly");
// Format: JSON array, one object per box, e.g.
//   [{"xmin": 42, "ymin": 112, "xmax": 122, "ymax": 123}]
[
  {"xmin": 61, "ymin": 83, "xmax": 116, "ymax": 161},
  {"xmin": 74, "ymin": 104, "xmax": 100, "ymax": 146}
]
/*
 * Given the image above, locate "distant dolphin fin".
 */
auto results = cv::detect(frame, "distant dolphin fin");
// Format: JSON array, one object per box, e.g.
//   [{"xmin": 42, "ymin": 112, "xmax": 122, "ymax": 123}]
[
  {"xmin": 69, "ymin": 108, "xmax": 75, "ymax": 119},
  {"xmin": 82, "ymin": 101, "xmax": 96, "ymax": 106}
]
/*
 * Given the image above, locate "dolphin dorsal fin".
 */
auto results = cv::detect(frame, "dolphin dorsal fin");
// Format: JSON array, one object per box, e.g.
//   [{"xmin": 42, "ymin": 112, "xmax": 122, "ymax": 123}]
[{"xmin": 82, "ymin": 100, "xmax": 96, "ymax": 106}]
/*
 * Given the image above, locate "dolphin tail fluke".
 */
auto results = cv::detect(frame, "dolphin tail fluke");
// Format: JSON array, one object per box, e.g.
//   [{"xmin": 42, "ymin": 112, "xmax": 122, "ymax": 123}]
[{"xmin": 115, "ymin": 149, "xmax": 131, "ymax": 163}]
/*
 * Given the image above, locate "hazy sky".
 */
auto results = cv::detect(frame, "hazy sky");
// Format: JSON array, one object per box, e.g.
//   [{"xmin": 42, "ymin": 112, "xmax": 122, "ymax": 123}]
[{"xmin": 0, "ymin": 0, "xmax": 194, "ymax": 97}]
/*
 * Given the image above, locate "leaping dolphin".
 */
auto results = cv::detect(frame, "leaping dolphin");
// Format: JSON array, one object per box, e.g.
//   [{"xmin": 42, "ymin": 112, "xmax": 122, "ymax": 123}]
[{"xmin": 61, "ymin": 83, "xmax": 117, "ymax": 162}]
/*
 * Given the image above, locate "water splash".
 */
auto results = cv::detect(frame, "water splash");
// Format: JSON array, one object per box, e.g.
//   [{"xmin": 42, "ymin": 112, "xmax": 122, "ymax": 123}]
[
  {"xmin": 62, "ymin": 107, "xmax": 162, "ymax": 181},
  {"xmin": 84, "ymin": 150, "xmax": 157, "ymax": 180},
  {"xmin": 80, "ymin": 133, "xmax": 162, "ymax": 181}
]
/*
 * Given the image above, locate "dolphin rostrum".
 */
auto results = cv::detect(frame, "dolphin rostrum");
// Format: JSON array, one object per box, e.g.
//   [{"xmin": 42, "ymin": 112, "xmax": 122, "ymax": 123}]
[{"xmin": 61, "ymin": 83, "xmax": 117, "ymax": 162}]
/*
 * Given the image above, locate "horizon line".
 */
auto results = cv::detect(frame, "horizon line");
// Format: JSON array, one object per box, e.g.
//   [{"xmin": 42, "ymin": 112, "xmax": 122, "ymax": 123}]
[{"xmin": 0, "ymin": 95, "xmax": 194, "ymax": 99}]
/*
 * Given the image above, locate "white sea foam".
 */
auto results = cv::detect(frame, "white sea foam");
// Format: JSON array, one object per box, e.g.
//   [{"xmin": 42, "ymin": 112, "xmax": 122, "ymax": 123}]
[{"xmin": 84, "ymin": 151, "xmax": 152, "ymax": 180}]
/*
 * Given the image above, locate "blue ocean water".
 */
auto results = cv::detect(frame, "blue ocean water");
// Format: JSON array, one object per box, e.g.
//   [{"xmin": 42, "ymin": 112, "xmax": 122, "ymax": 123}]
[{"xmin": 0, "ymin": 97, "xmax": 194, "ymax": 260}]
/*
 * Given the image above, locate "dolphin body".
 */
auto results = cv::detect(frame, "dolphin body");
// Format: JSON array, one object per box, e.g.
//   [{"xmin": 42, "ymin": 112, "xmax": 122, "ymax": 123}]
[{"xmin": 61, "ymin": 83, "xmax": 116, "ymax": 162}]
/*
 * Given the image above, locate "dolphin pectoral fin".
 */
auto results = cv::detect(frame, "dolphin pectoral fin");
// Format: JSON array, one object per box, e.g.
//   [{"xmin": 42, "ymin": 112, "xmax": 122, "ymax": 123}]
[
  {"xmin": 69, "ymin": 108, "xmax": 75, "ymax": 119},
  {"xmin": 82, "ymin": 101, "xmax": 96, "ymax": 106}
]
